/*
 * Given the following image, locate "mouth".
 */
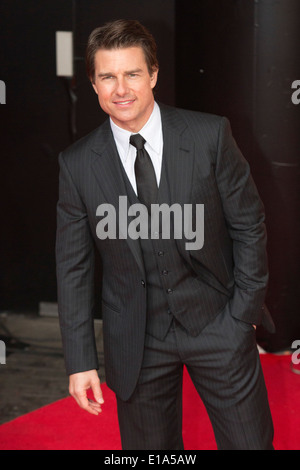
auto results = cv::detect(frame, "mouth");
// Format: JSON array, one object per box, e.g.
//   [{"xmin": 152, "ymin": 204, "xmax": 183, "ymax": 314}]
[{"xmin": 113, "ymin": 99, "xmax": 135, "ymax": 107}]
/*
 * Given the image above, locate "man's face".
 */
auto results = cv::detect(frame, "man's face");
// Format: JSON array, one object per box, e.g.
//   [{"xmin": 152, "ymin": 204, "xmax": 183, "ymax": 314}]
[{"xmin": 92, "ymin": 46, "xmax": 158, "ymax": 133}]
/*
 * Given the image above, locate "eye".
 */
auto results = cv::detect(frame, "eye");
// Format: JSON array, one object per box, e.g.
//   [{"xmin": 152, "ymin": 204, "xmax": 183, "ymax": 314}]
[{"xmin": 100, "ymin": 75, "xmax": 114, "ymax": 81}]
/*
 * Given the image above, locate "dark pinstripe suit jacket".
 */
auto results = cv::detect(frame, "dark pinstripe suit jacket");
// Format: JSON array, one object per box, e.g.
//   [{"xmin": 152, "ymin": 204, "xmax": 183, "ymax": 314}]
[{"xmin": 56, "ymin": 103, "xmax": 275, "ymax": 400}]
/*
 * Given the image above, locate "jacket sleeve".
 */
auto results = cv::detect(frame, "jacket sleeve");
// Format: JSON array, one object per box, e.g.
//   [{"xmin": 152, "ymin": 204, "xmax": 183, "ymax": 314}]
[
  {"xmin": 215, "ymin": 117, "xmax": 272, "ymax": 328},
  {"xmin": 56, "ymin": 151, "xmax": 99, "ymax": 375}
]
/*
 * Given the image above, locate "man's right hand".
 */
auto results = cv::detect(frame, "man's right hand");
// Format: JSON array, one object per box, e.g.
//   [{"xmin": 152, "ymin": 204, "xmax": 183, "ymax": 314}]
[{"xmin": 69, "ymin": 369, "xmax": 104, "ymax": 416}]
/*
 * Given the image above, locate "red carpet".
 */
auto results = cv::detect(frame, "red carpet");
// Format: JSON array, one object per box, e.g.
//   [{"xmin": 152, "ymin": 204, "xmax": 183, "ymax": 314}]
[{"xmin": 0, "ymin": 354, "xmax": 299, "ymax": 450}]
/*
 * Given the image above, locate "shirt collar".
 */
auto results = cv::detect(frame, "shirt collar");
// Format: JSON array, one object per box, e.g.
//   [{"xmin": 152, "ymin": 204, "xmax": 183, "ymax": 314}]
[{"xmin": 110, "ymin": 102, "xmax": 162, "ymax": 164}]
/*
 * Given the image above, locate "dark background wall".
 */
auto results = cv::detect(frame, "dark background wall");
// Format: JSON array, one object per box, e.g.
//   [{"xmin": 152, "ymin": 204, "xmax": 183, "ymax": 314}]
[
  {"xmin": 1, "ymin": 0, "xmax": 299, "ymax": 351},
  {"xmin": 175, "ymin": 0, "xmax": 300, "ymax": 351},
  {"xmin": 0, "ymin": 0, "xmax": 176, "ymax": 311}
]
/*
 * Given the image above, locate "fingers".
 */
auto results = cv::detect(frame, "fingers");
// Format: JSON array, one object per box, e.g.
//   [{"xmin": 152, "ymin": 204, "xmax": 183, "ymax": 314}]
[
  {"xmin": 78, "ymin": 390, "xmax": 102, "ymax": 416},
  {"xmin": 69, "ymin": 370, "xmax": 104, "ymax": 416},
  {"xmin": 91, "ymin": 377, "xmax": 104, "ymax": 406}
]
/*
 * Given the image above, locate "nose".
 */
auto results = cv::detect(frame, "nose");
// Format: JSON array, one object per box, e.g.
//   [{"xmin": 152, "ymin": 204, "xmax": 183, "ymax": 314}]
[{"xmin": 115, "ymin": 77, "xmax": 129, "ymax": 96}]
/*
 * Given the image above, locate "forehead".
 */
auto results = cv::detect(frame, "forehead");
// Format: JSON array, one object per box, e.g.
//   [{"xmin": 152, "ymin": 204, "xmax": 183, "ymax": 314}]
[{"xmin": 94, "ymin": 46, "xmax": 147, "ymax": 71}]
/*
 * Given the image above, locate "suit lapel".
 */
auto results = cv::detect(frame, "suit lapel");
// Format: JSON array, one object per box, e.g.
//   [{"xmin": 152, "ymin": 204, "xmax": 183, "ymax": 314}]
[
  {"xmin": 90, "ymin": 121, "xmax": 145, "ymax": 277},
  {"xmin": 159, "ymin": 104, "xmax": 195, "ymax": 260},
  {"xmin": 160, "ymin": 105, "xmax": 231, "ymax": 296}
]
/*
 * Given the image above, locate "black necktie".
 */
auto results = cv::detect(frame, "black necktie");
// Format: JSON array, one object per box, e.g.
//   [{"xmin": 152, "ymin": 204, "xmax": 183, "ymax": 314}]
[{"xmin": 130, "ymin": 133, "xmax": 158, "ymax": 210}]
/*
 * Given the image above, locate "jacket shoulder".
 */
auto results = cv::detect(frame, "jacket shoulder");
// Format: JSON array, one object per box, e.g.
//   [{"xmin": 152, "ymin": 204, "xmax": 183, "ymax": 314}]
[
  {"xmin": 59, "ymin": 120, "xmax": 110, "ymax": 163},
  {"xmin": 159, "ymin": 102, "xmax": 227, "ymax": 141},
  {"xmin": 160, "ymin": 102, "xmax": 224, "ymax": 125}
]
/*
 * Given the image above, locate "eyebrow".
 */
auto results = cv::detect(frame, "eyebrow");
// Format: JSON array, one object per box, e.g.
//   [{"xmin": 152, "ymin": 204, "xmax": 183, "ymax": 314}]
[{"xmin": 97, "ymin": 68, "xmax": 143, "ymax": 78}]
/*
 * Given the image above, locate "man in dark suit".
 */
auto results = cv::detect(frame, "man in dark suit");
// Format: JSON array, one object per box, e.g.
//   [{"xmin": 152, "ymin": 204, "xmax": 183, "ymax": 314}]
[{"xmin": 56, "ymin": 19, "xmax": 275, "ymax": 450}]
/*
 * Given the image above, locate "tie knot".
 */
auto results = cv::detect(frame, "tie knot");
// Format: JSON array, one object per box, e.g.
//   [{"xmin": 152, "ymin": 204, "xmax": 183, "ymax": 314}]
[{"xmin": 130, "ymin": 133, "xmax": 146, "ymax": 150}]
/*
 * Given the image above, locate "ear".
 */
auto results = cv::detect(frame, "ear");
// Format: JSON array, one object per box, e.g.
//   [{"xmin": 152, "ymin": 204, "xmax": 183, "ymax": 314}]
[
  {"xmin": 150, "ymin": 68, "xmax": 158, "ymax": 89},
  {"xmin": 92, "ymin": 82, "xmax": 98, "ymax": 95}
]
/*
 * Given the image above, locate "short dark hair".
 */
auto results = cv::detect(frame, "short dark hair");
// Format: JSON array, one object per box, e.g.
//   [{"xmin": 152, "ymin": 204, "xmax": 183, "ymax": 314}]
[{"xmin": 86, "ymin": 19, "xmax": 159, "ymax": 83}]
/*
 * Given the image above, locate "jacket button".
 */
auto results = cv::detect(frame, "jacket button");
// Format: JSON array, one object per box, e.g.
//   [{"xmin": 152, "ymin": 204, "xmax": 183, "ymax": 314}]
[
  {"xmin": 141, "ymin": 280, "xmax": 146, "ymax": 287},
  {"xmin": 167, "ymin": 288, "xmax": 173, "ymax": 294}
]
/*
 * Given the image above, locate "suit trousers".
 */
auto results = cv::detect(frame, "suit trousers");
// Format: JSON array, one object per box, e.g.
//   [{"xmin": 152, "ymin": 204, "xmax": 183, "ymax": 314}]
[{"xmin": 116, "ymin": 305, "xmax": 274, "ymax": 450}]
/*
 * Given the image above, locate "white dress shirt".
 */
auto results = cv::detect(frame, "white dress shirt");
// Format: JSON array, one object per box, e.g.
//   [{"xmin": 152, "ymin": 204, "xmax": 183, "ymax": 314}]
[{"xmin": 110, "ymin": 101, "xmax": 163, "ymax": 194}]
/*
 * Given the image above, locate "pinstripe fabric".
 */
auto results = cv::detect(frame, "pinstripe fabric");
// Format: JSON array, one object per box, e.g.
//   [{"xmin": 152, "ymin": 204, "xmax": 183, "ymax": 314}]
[
  {"xmin": 117, "ymin": 308, "xmax": 274, "ymax": 450},
  {"xmin": 56, "ymin": 103, "xmax": 275, "ymax": 404}
]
